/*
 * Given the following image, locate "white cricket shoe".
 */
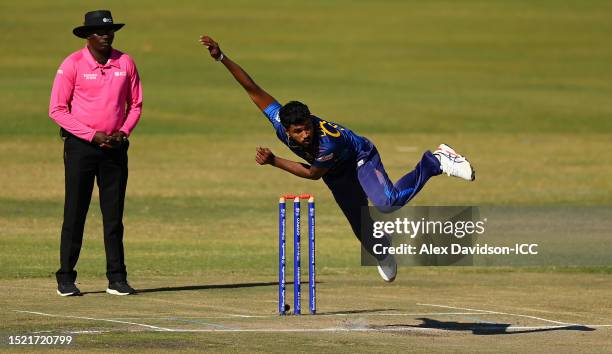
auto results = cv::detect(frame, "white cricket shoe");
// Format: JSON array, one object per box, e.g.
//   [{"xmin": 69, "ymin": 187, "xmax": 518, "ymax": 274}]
[
  {"xmin": 433, "ymin": 144, "xmax": 475, "ymax": 181},
  {"xmin": 377, "ymin": 254, "xmax": 397, "ymax": 282}
]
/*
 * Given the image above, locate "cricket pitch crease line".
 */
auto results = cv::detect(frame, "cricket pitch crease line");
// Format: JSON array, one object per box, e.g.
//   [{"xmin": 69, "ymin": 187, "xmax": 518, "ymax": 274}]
[
  {"xmin": 15, "ymin": 310, "xmax": 612, "ymax": 334},
  {"xmin": 41, "ymin": 326, "xmax": 612, "ymax": 335},
  {"xmin": 14, "ymin": 310, "xmax": 174, "ymax": 332},
  {"xmin": 29, "ymin": 324, "xmax": 612, "ymax": 335},
  {"xmin": 115, "ymin": 324, "xmax": 612, "ymax": 333},
  {"xmin": 13, "ymin": 310, "xmax": 445, "ymax": 334},
  {"xmin": 417, "ymin": 303, "xmax": 611, "ymax": 327},
  {"xmin": 112, "ymin": 312, "xmax": 491, "ymax": 320}
]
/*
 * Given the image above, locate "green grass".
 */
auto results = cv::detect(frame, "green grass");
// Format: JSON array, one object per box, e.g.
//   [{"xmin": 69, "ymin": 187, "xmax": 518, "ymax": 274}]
[
  {"xmin": 2, "ymin": 0, "xmax": 612, "ymax": 135},
  {"xmin": 1, "ymin": 0, "xmax": 611, "ymax": 352}
]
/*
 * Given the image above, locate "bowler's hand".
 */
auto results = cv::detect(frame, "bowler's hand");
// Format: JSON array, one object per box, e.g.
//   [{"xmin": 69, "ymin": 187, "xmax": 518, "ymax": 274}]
[
  {"xmin": 256, "ymin": 147, "xmax": 275, "ymax": 165},
  {"xmin": 199, "ymin": 35, "xmax": 222, "ymax": 60},
  {"xmin": 93, "ymin": 131, "xmax": 112, "ymax": 148}
]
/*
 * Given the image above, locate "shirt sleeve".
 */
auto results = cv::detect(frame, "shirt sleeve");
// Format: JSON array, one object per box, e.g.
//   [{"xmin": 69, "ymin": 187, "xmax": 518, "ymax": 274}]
[
  {"xmin": 48, "ymin": 58, "xmax": 97, "ymax": 142},
  {"xmin": 119, "ymin": 57, "xmax": 143, "ymax": 136},
  {"xmin": 312, "ymin": 140, "xmax": 338, "ymax": 169},
  {"xmin": 262, "ymin": 101, "xmax": 288, "ymax": 141}
]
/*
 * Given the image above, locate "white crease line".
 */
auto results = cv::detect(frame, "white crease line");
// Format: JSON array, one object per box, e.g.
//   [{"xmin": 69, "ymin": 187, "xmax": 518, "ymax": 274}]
[
  {"xmin": 154, "ymin": 327, "xmax": 445, "ymax": 333},
  {"xmin": 511, "ymin": 325, "xmax": 612, "ymax": 329},
  {"xmin": 15, "ymin": 310, "xmax": 612, "ymax": 335},
  {"xmin": 29, "ymin": 325, "xmax": 612, "ymax": 335},
  {"xmin": 417, "ymin": 303, "xmax": 585, "ymax": 326},
  {"xmin": 103, "ymin": 325, "xmax": 612, "ymax": 333},
  {"xmin": 69, "ymin": 330, "xmax": 111, "ymax": 334},
  {"xmin": 227, "ymin": 312, "xmax": 488, "ymax": 318},
  {"xmin": 27, "ymin": 324, "xmax": 612, "ymax": 335},
  {"xmin": 14, "ymin": 310, "xmax": 174, "ymax": 332},
  {"xmin": 475, "ymin": 325, "xmax": 612, "ymax": 330},
  {"xmin": 225, "ymin": 314, "xmax": 269, "ymax": 318},
  {"xmin": 159, "ymin": 325, "xmax": 612, "ymax": 333},
  {"xmin": 114, "ymin": 312, "xmax": 487, "ymax": 320},
  {"xmin": 33, "ymin": 329, "xmax": 111, "ymax": 334}
]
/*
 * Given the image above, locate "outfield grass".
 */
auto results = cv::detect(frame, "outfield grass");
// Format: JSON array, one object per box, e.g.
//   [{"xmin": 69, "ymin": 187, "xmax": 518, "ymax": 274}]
[
  {"xmin": 1, "ymin": 0, "xmax": 611, "ymax": 352},
  {"xmin": 2, "ymin": 0, "xmax": 612, "ymax": 136}
]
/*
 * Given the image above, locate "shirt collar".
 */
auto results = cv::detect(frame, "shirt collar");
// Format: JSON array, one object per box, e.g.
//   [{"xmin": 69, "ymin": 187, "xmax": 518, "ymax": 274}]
[
  {"xmin": 82, "ymin": 46, "xmax": 121, "ymax": 69},
  {"xmin": 107, "ymin": 50, "xmax": 121, "ymax": 69}
]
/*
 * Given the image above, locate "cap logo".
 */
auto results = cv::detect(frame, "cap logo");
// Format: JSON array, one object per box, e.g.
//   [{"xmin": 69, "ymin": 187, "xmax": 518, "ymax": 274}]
[{"xmin": 103, "ymin": 18, "xmax": 112, "ymax": 23}]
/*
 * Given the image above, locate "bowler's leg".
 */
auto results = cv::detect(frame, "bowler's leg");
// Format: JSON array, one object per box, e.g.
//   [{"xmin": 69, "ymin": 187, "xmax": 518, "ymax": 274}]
[
  {"xmin": 323, "ymin": 170, "xmax": 390, "ymax": 261},
  {"xmin": 357, "ymin": 148, "xmax": 441, "ymax": 210},
  {"xmin": 392, "ymin": 151, "xmax": 442, "ymax": 199}
]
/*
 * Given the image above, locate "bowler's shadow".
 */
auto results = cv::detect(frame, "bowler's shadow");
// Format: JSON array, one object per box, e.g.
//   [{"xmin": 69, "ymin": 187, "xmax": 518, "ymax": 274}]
[{"xmin": 391, "ymin": 318, "xmax": 595, "ymax": 335}]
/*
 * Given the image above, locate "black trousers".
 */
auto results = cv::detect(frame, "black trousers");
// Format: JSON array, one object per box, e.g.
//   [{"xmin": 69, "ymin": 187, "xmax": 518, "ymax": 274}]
[{"xmin": 56, "ymin": 133, "xmax": 129, "ymax": 283}]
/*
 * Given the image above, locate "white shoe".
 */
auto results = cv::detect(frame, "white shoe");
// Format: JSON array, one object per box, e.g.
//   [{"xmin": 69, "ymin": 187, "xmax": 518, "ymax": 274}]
[
  {"xmin": 433, "ymin": 144, "xmax": 475, "ymax": 181},
  {"xmin": 377, "ymin": 254, "xmax": 397, "ymax": 282}
]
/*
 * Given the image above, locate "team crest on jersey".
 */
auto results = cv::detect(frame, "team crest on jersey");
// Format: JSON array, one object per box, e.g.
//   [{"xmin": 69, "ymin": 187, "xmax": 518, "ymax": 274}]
[{"xmin": 319, "ymin": 120, "xmax": 342, "ymax": 137}]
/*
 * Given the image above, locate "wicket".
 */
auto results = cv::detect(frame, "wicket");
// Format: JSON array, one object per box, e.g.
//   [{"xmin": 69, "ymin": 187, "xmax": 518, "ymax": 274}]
[{"xmin": 278, "ymin": 194, "xmax": 315, "ymax": 315}]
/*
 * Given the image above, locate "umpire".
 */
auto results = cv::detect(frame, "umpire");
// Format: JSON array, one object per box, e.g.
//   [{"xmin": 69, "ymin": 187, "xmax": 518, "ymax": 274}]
[{"xmin": 49, "ymin": 10, "xmax": 142, "ymax": 296}]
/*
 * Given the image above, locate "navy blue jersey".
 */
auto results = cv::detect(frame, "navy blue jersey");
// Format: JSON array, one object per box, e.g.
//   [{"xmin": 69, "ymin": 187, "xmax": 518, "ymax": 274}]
[{"xmin": 263, "ymin": 101, "xmax": 369, "ymax": 173}]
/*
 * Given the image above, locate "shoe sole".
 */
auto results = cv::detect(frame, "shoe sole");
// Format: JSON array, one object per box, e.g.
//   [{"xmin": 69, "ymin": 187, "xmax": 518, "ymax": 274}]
[
  {"xmin": 377, "ymin": 263, "xmax": 397, "ymax": 283},
  {"xmin": 56, "ymin": 290, "xmax": 80, "ymax": 297},
  {"xmin": 106, "ymin": 288, "xmax": 135, "ymax": 296},
  {"xmin": 377, "ymin": 266, "xmax": 397, "ymax": 282},
  {"xmin": 436, "ymin": 143, "xmax": 476, "ymax": 182}
]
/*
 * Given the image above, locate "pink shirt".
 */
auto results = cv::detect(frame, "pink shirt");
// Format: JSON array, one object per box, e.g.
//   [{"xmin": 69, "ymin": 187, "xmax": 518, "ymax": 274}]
[{"xmin": 49, "ymin": 47, "xmax": 143, "ymax": 142}]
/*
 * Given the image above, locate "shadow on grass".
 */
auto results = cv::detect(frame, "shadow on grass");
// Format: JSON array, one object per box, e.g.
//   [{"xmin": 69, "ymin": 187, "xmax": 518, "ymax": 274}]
[
  {"xmin": 388, "ymin": 318, "xmax": 595, "ymax": 335},
  {"xmin": 81, "ymin": 281, "xmax": 321, "ymax": 295}
]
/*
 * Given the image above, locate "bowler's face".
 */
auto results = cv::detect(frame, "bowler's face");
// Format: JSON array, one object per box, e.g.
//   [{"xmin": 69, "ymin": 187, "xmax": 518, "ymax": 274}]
[
  {"xmin": 87, "ymin": 29, "xmax": 115, "ymax": 51},
  {"xmin": 286, "ymin": 120, "xmax": 314, "ymax": 148}
]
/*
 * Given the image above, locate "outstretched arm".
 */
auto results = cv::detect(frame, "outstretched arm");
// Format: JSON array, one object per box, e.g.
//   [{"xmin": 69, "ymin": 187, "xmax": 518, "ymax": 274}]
[
  {"xmin": 200, "ymin": 35, "xmax": 276, "ymax": 111},
  {"xmin": 256, "ymin": 147, "xmax": 328, "ymax": 180}
]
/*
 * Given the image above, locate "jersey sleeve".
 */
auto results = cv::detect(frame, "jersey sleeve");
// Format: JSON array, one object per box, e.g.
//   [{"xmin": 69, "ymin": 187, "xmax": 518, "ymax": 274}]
[
  {"xmin": 262, "ymin": 101, "xmax": 287, "ymax": 141},
  {"xmin": 312, "ymin": 140, "xmax": 339, "ymax": 169}
]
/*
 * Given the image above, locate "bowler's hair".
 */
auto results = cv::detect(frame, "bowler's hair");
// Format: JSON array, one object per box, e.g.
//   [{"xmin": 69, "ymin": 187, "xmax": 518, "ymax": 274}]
[{"xmin": 279, "ymin": 101, "xmax": 311, "ymax": 128}]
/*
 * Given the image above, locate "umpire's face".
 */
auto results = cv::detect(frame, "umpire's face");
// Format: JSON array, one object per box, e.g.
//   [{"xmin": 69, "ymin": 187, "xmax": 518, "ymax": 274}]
[{"xmin": 87, "ymin": 28, "xmax": 115, "ymax": 51}]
